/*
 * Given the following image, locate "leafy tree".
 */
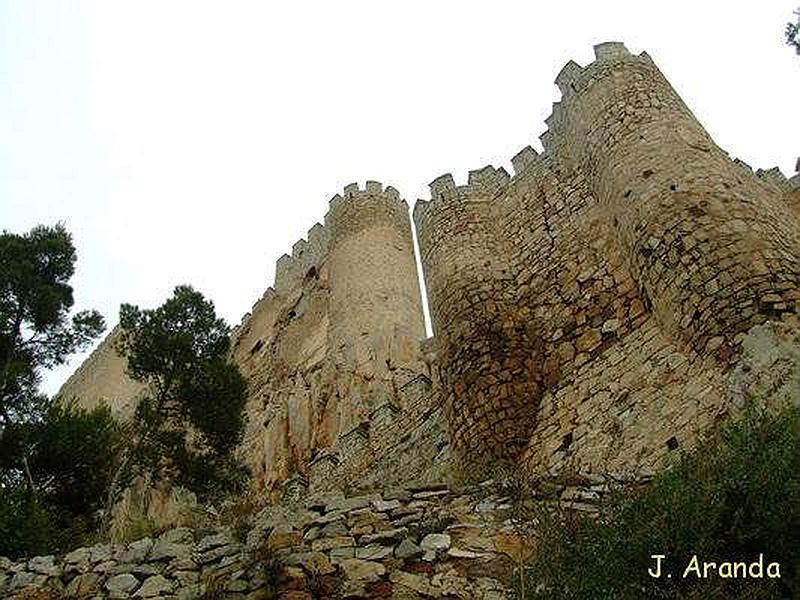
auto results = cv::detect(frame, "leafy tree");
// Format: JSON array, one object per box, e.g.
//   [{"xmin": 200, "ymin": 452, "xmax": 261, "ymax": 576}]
[
  {"xmin": 787, "ymin": 7, "xmax": 800, "ymax": 54},
  {"xmin": 0, "ymin": 223, "xmax": 117, "ymax": 559},
  {"xmin": 0, "ymin": 403, "xmax": 122, "ymax": 558},
  {"xmin": 114, "ymin": 285, "xmax": 247, "ymax": 500},
  {"xmin": 0, "ymin": 486, "xmax": 55, "ymax": 558},
  {"xmin": 0, "ymin": 223, "xmax": 104, "ymax": 426}
]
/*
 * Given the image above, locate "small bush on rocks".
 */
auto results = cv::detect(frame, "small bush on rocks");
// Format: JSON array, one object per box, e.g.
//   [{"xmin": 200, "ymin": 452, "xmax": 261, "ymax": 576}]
[{"xmin": 521, "ymin": 406, "xmax": 800, "ymax": 600}]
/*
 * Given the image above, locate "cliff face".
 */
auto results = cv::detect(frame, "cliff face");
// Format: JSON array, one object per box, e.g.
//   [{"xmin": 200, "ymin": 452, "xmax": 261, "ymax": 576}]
[{"xmin": 57, "ymin": 42, "xmax": 800, "ymax": 493}]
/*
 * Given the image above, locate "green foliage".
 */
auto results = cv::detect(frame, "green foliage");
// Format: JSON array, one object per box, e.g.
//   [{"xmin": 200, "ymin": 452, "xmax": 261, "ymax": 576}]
[
  {"xmin": 30, "ymin": 403, "xmax": 122, "ymax": 517},
  {"xmin": 787, "ymin": 8, "xmax": 800, "ymax": 55},
  {"xmin": 0, "ymin": 223, "xmax": 104, "ymax": 426},
  {"xmin": 521, "ymin": 406, "xmax": 800, "ymax": 599},
  {"xmin": 0, "ymin": 223, "xmax": 113, "ymax": 558},
  {"xmin": 0, "ymin": 403, "xmax": 122, "ymax": 558},
  {"xmin": 0, "ymin": 487, "xmax": 56, "ymax": 558},
  {"xmin": 115, "ymin": 285, "xmax": 248, "ymax": 501}
]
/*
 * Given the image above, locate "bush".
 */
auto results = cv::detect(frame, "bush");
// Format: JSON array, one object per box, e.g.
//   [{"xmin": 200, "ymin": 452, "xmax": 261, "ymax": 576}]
[
  {"xmin": 0, "ymin": 487, "xmax": 56, "ymax": 558},
  {"xmin": 522, "ymin": 406, "xmax": 800, "ymax": 599},
  {"xmin": 0, "ymin": 403, "xmax": 122, "ymax": 559}
]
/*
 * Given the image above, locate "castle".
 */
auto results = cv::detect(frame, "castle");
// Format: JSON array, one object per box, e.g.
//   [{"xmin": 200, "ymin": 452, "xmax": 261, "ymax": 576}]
[{"xmin": 58, "ymin": 42, "xmax": 800, "ymax": 497}]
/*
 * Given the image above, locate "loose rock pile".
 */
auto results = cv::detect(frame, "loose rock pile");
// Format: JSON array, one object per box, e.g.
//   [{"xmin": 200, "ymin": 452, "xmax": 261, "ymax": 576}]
[{"xmin": 0, "ymin": 477, "xmax": 622, "ymax": 599}]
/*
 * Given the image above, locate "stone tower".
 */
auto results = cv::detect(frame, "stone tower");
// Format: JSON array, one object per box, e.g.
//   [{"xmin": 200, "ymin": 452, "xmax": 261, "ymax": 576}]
[
  {"xmin": 325, "ymin": 181, "xmax": 426, "ymax": 379},
  {"xmin": 57, "ymin": 41, "xmax": 800, "ymax": 489},
  {"xmin": 415, "ymin": 42, "xmax": 800, "ymax": 476},
  {"xmin": 414, "ymin": 167, "xmax": 543, "ymax": 469},
  {"xmin": 549, "ymin": 42, "xmax": 800, "ymax": 354}
]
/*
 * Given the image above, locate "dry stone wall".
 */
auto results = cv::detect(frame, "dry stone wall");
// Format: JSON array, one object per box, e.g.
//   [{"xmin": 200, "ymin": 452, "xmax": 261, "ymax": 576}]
[{"xmin": 1, "ymin": 476, "xmax": 630, "ymax": 599}]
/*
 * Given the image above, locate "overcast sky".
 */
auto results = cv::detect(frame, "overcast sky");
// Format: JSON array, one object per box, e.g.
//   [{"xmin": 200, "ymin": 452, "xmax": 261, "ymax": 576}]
[{"xmin": 2, "ymin": 1, "xmax": 799, "ymax": 396}]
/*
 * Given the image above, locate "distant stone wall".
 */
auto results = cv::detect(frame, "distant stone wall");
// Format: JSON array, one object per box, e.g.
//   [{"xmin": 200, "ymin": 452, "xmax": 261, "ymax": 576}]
[{"xmin": 55, "ymin": 326, "xmax": 143, "ymax": 420}]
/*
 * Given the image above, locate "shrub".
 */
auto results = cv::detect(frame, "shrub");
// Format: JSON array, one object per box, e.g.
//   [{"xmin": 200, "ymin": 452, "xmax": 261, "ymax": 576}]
[
  {"xmin": 521, "ymin": 406, "xmax": 800, "ymax": 599},
  {"xmin": 0, "ymin": 403, "xmax": 121, "ymax": 558}
]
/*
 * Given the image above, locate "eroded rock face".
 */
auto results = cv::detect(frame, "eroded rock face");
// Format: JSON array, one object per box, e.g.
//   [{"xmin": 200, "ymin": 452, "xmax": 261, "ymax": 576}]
[
  {"xmin": 108, "ymin": 475, "xmax": 203, "ymax": 544},
  {"xmin": 0, "ymin": 477, "xmax": 622, "ymax": 599}
]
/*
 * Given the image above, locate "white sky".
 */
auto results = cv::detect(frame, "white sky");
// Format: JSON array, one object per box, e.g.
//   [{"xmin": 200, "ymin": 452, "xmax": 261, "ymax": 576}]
[{"xmin": 1, "ymin": 1, "xmax": 798, "ymax": 396}]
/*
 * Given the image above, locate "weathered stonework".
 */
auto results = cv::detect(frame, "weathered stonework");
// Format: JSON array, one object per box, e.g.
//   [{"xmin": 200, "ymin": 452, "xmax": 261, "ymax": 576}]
[
  {"xmin": 58, "ymin": 182, "xmax": 437, "ymax": 497},
  {"xmin": 56, "ymin": 326, "xmax": 144, "ymax": 420},
  {"xmin": 57, "ymin": 41, "xmax": 800, "ymax": 492},
  {"xmin": 0, "ymin": 477, "xmax": 627, "ymax": 599},
  {"xmin": 414, "ymin": 42, "xmax": 800, "ymax": 475}
]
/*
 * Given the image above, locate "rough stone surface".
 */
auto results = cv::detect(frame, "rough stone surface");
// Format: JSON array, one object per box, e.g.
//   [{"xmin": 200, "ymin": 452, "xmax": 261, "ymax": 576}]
[
  {"xmin": 28, "ymin": 40, "xmax": 800, "ymax": 600},
  {"xmin": 0, "ymin": 479, "xmax": 565, "ymax": 599},
  {"xmin": 135, "ymin": 574, "xmax": 173, "ymax": 597},
  {"xmin": 106, "ymin": 572, "xmax": 140, "ymax": 595}
]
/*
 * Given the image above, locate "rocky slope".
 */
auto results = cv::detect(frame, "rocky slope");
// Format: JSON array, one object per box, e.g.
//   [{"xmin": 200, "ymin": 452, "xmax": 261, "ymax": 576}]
[{"xmin": 0, "ymin": 476, "xmax": 624, "ymax": 599}]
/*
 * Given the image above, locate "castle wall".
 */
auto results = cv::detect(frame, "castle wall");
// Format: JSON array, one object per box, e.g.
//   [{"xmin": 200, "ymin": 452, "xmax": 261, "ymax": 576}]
[
  {"xmin": 550, "ymin": 44, "xmax": 800, "ymax": 354},
  {"xmin": 56, "ymin": 326, "xmax": 143, "ymax": 420},
  {"xmin": 60, "ymin": 182, "xmax": 433, "ymax": 497},
  {"xmin": 413, "ymin": 42, "xmax": 800, "ymax": 477},
  {"xmin": 227, "ymin": 182, "xmax": 432, "ymax": 495},
  {"xmin": 414, "ymin": 168, "xmax": 542, "ymax": 469},
  {"xmin": 57, "ymin": 41, "xmax": 800, "ymax": 493},
  {"xmin": 326, "ymin": 181, "xmax": 425, "ymax": 375}
]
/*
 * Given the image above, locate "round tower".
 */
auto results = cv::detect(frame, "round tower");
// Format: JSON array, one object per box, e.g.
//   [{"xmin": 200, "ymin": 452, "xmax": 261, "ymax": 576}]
[
  {"xmin": 550, "ymin": 42, "xmax": 800, "ymax": 355},
  {"xmin": 414, "ymin": 167, "xmax": 544, "ymax": 473},
  {"xmin": 324, "ymin": 181, "xmax": 426, "ymax": 379}
]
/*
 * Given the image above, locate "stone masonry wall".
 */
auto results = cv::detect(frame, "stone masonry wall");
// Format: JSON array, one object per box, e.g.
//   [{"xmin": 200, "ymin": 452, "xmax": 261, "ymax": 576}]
[
  {"xmin": 56, "ymin": 326, "xmax": 144, "ymax": 420},
  {"xmin": 56, "ymin": 40, "xmax": 800, "ymax": 498},
  {"xmin": 414, "ymin": 42, "xmax": 800, "ymax": 476},
  {"xmin": 229, "ymin": 182, "xmax": 432, "ymax": 496}
]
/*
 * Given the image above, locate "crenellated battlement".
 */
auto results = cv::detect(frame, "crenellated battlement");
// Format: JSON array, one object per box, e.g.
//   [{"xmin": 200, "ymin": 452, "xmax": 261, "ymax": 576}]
[
  {"xmin": 273, "ymin": 221, "xmax": 329, "ymax": 293},
  {"xmin": 511, "ymin": 145, "xmax": 539, "ymax": 175},
  {"xmin": 57, "ymin": 41, "xmax": 800, "ymax": 498},
  {"xmin": 422, "ymin": 165, "xmax": 510, "ymax": 203},
  {"xmin": 550, "ymin": 42, "xmax": 634, "ymax": 102},
  {"xmin": 324, "ymin": 180, "xmax": 414, "ymax": 254},
  {"xmin": 554, "ymin": 60, "xmax": 583, "ymax": 96},
  {"xmin": 272, "ymin": 182, "xmax": 410, "ymax": 293},
  {"xmin": 756, "ymin": 166, "xmax": 793, "ymax": 192},
  {"xmin": 329, "ymin": 180, "xmax": 403, "ymax": 210},
  {"xmin": 537, "ymin": 43, "xmax": 648, "ymax": 164}
]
